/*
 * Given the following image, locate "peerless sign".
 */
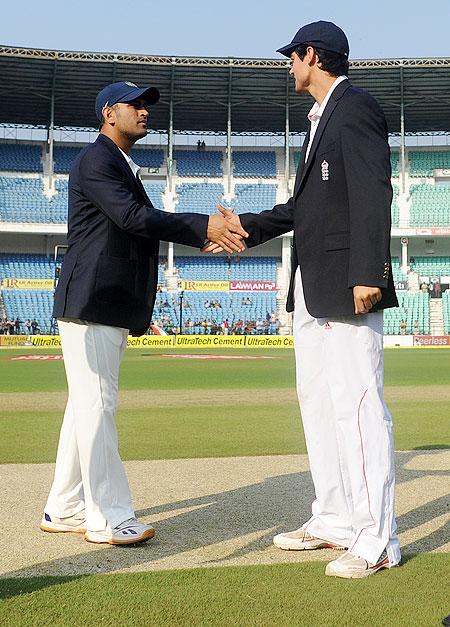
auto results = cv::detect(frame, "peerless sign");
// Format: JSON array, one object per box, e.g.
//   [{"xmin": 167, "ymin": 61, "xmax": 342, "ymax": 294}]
[{"xmin": 413, "ymin": 335, "xmax": 450, "ymax": 346}]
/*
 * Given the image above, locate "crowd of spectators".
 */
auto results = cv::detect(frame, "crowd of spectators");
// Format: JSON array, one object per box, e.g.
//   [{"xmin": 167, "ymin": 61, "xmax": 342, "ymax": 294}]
[{"xmin": 0, "ymin": 317, "xmax": 40, "ymax": 335}]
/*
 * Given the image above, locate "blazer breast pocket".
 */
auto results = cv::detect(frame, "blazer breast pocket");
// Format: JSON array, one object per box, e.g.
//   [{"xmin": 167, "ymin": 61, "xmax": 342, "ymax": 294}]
[
  {"xmin": 316, "ymin": 141, "xmax": 336, "ymax": 158},
  {"xmin": 95, "ymin": 255, "xmax": 137, "ymax": 305},
  {"xmin": 324, "ymin": 232, "xmax": 350, "ymax": 251}
]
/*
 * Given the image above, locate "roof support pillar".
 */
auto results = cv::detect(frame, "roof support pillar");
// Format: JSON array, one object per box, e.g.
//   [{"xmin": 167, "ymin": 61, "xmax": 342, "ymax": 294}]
[
  {"xmin": 47, "ymin": 61, "xmax": 57, "ymax": 190},
  {"xmin": 284, "ymin": 70, "xmax": 290, "ymax": 195},
  {"xmin": 226, "ymin": 64, "xmax": 233, "ymax": 196},
  {"xmin": 400, "ymin": 65, "xmax": 406, "ymax": 194},
  {"xmin": 167, "ymin": 62, "xmax": 175, "ymax": 192}
]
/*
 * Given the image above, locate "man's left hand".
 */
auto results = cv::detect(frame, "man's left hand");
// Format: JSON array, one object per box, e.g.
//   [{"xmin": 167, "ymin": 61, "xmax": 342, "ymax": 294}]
[{"xmin": 353, "ymin": 286, "xmax": 382, "ymax": 314}]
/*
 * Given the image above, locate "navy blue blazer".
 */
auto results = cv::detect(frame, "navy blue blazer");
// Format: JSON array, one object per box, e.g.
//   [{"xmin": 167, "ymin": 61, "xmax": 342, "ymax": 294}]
[
  {"xmin": 53, "ymin": 134, "xmax": 208, "ymax": 335},
  {"xmin": 240, "ymin": 80, "xmax": 398, "ymax": 317}
]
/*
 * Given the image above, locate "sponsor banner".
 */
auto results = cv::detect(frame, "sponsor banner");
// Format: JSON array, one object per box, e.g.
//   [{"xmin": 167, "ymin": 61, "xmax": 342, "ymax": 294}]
[
  {"xmin": 31, "ymin": 336, "xmax": 61, "ymax": 347},
  {"xmin": 415, "ymin": 227, "xmax": 450, "ymax": 236},
  {"xmin": 413, "ymin": 335, "xmax": 450, "ymax": 346},
  {"xmin": 127, "ymin": 336, "xmax": 175, "ymax": 348},
  {"xmin": 394, "ymin": 281, "xmax": 407, "ymax": 291},
  {"xmin": 230, "ymin": 281, "xmax": 277, "ymax": 292},
  {"xmin": 2, "ymin": 278, "xmax": 54, "ymax": 290},
  {"xmin": 245, "ymin": 336, "xmax": 294, "ymax": 348},
  {"xmin": 175, "ymin": 335, "xmax": 246, "ymax": 347},
  {"xmin": 181, "ymin": 280, "xmax": 230, "ymax": 292},
  {"xmin": 0, "ymin": 335, "xmax": 31, "ymax": 347}
]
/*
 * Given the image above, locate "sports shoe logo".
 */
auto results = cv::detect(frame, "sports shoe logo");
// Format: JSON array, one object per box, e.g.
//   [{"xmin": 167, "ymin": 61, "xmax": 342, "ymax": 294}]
[{"xmin": 324, "ymin": 321, "xmax": 332, "ymax": 330}]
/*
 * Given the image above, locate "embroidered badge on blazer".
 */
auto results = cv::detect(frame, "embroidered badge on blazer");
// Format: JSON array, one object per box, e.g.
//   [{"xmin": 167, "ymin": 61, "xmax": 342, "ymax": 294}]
[{"xmin": 321, "ymin": 160, "xmax": 329, "ymax": 181}]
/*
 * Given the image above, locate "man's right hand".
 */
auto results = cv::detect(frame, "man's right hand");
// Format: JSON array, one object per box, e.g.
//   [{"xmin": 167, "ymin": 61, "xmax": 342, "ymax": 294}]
[{"xmin": 206, "ymin": 212, "xmax": 248, "ymax": 254}]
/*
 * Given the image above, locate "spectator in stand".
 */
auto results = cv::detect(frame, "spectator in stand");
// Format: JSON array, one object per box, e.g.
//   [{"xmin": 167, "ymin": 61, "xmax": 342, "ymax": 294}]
[
  {"xmin": 433, "ymin": 281, "xmax": 442, "ymax": 299},
  {"xmin": 31, "ymin": 319, "xmax": 39, "ymax": 335},
  {"xmin": 413, "ymin": 320, "xmax": 420, "ymax": 335},
  {"xmin": 399, "ymin": 319, "xmax": 407, "ymax": 335},
  {"xmin": 25, "ymin": 319, "xmax": 32, "ymax": 335},
  {"xmin": 14, "ymin": 317, "xmax": 22, "ymax": 335}
]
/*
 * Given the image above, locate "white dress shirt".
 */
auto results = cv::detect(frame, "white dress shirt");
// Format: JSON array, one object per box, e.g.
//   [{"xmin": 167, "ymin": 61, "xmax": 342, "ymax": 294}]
[{"xmin": 305, "ymin": 75, "xmax": 348, "ymax": 162}]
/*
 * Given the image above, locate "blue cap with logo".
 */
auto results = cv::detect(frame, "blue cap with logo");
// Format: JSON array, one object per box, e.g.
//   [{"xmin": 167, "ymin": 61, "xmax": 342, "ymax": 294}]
[
  {"xmin": 277, "ymin": 20, "xmax": 349, "ymax": 58},
  {"xmin": 95, "ymin": 81, "xmax": 160, "ymax": 121}
]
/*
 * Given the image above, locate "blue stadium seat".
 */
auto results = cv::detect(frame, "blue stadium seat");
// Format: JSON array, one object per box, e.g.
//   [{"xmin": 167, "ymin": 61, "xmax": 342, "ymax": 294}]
[
  {"xmin": 174, "ymin": 150, "xmax": 223, "ymax": 176},
  {"xmin": 233, "ymin": 183, "xmax": 277, "ymax": 214},
  {"xmin": 233, "ymin": 151, "xmax": 276, "ymax": 177},
  {"xmin": 0, "ymin": 143, "xmax": 42, "ymax": 172},
  {"xmin": 175, "ymin": 183, "xmax": 224, "ymax": 215}
]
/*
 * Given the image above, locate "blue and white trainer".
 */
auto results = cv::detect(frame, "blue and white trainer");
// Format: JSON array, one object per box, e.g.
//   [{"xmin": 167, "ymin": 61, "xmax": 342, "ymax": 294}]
[
  {"xmin": 40, "ymin": 511, "xmax": 87, "ymax": 534},
  {"xmin": 84, "ymin": 518, "xmax": 155, "ymax": 545}
]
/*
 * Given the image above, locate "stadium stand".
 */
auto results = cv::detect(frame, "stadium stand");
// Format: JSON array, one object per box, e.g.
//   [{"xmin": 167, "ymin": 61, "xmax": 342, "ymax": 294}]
[
  {"xmin": 391, "ymin": 184, "xmax": 400, "ymax": 227},
  {"xmin": 233, "ymin": 184, "xmax": 277, "ymax": 214},
  {"xmin": 0, "ymin": 177, "xmax": 68, "ymax": 224},
  {"xmin": 390, "ymin": 151, "xmax": 399, "ymax": 177},
  {"xmin": 174, "ymin": 150, "xmax": 222, "ymax": 176},
  {"xmin": 232, "ymin": 151, "xmax": 276, "ymax": 177},
  {"xmin": 391, "ymin": 256, "xmax": 407, "ymax": 283},
  {"xmin": 54, "ymin": 146, "xmax": 83, "ymax": 173},
  {"xmin": 2, "ymin": 289, "xmax": 55, "ymax": 334},
  {"xmin": 175, "ymin": 183, "xmax": 224, "ymax": 214},
  {"xmin": 175, "ymin": 256, "xmax": 277, "ymax": 281},
  {"xmin": 443, "ymin": 291, "xmax": 450, "ymax": 334},
  {"xmin": 142, "ymin": 182, "xmax": 165, "ymax": 210},
  {"xmin": 0, "ymin": 253, "xmax": 55, "ymax": 279},
  {"xmin": 130, "ymin": 147, "xmax": 164, "ymax": 169},
  {"xmin": 409, "ymin": 184, "xmax": 450, "ymax": 226},
  {"xmin": 409, "ymin": 256, "xmax": 450, "ymax": 278},
  {"xmin": 409, "ymin": 150, "xmax": 450, "ymax": 176},
  {"xmin": 0, "ymin": 143, "xmax": 42, "ymax": 172},
  {"xmin": 383, "ymin": 291, "xmax": 430, "ymax": 335}
]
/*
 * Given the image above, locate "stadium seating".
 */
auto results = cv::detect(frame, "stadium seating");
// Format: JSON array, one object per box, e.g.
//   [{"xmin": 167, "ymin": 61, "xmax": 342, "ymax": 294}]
[
  {"xmin": 142, "ymin": 182, "xmax": 165, "ymax": 210},
  {"xmin": 391, "ymin": 184, "xmax": 400, "ymax": 227},
  {"xmin": 174, "ymin": 150, "xmax": 223, "ymax": 176},
  {"xmin": 383, "ymin": 292, "xmax": 430, "ymax": 335},
  {"xmin": 233, "ymin": 184, "xmax": 277, "ymax": 214},
  {"xmin": 0, "ymin": 177, "xmax": 50, "ymax": 223},
  {"xmin": 175, "ymin": 183, "xmax": 224, "ymax": 214},
  {"xmin": 175, "ymin": 256, "xmax": 277, "ymax": 281},
  {"xmin": 409, "ymin": 256, "xmax": 450, "ymax": 278},
  {"xmin": 390, "ymin": 151, "xmax": 400, "ymax": 177},
  {"xmin": 409, "ymin": 184, "xmax": 450, "ymax": 226},
  {"xmin": 0, "ymin": 143, "xmax": 42, "ymax": 172},
  {"xmin": 0, "ymin": 253, "xmax": 56, "ymax": 279},
  {"xmin": 443, "ymin": 291, "xmax": 450, "ymax": 334},
  {"xmin": 232, "ymin": 151, "xmax": 276, "ymax": 177},
  {"xmin": 130, "ymin": 148, "xmax": 164, "ymax": 169},
  {"xmin": 2, "ymin": 289, "xmax": 55, "ymax": 334},
  {"xmin": 409, "ymin": 151, "xmax": 450, "ymax": 177},
  {"xmin": 158, "ymin": 291, "xmax": 278, "ymax": 334},
  {"xmin": 391, "ymin": 256, "xmax": 407, "ymax": 283},
  {"xmin": 54, "ymin": 146, "xmax": 83, "ymax": 173}
]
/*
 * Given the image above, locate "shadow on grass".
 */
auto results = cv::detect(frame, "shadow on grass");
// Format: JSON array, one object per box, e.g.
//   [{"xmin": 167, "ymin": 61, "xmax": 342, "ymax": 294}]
[
  {"xmin": 413, "ymin": 444, "xmax": 450, "ymax": 450},
  {"xmin": 1, "ymin": 451, "xmax": 448, "ymax": 599}
]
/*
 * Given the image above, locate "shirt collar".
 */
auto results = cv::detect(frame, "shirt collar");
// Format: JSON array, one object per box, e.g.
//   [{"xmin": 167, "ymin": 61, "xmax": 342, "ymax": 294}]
[
  {"xmin": 307, "ymin": 75, "xmax": 348, "ymax": 122},
  {"xmin": 117, "ymin": 146, "xmax": 141, "ymax": 178}
]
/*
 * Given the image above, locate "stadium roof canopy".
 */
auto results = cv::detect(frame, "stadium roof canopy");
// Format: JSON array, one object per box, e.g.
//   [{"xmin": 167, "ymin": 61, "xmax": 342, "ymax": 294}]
[{"xmin": 1, "ymin": 46, "xmax": 450, "ymax": 135}]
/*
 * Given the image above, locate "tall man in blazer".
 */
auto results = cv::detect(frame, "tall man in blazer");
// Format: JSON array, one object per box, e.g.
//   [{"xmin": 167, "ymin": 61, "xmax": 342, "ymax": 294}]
[
  {"xmin": 212, "ymin": 21, "xmax": 401, "ymax": 577},
  {"xmin": 40, "ymin": 81, "xmax": 248, "ymax": 545}
]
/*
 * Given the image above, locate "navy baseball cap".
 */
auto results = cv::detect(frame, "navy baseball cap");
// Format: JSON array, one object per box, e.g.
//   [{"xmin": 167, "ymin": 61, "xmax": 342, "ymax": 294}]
[
  {"xmin": 95, "ymin": 81, "xmax": 160, "ymax": 121},
  {"xmin": 277, "ymin": 21, "xmax": 349, "ymax": 58}
]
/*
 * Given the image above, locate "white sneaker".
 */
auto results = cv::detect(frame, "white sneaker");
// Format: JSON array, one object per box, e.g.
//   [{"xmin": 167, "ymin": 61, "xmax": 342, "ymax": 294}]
[
  {"xmin": 273, "ymin": 528, "xmax": 347, "ymax": 551},
  {"xmin": 325, "ymin": 550, "xmax": 397, "ymax": 578},
  {"xmin": 85, "ymin": 518, "xmax": 155, "ymax": 545},
  {"xmin": 40, "ymin": 511, "xmax": 87, "ymax": 534}
]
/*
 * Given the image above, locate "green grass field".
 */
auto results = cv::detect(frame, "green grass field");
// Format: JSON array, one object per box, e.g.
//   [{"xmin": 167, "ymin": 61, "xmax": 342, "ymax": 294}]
[
  {"xmin": 0, "ymin": 347, "xmax": 448, "ymax": 463},
  {"xmin": 0, "ymin": 346, "xmax": 448, "ymax": 626}
]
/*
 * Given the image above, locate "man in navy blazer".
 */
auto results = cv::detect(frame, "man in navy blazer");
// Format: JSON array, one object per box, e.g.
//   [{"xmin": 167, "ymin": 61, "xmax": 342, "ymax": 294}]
[
  {"xmin": 41, "ymin": 81, "xmax": 247, "ymax": 545},
  {"xmin": 211, "ymin": 22, "xmax": 401, "ymax": 578}
]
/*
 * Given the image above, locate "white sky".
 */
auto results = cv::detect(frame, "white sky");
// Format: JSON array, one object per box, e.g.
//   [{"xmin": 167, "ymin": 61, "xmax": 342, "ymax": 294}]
[{"xmin": 1, "ymin": 0, "xmax": 449, "ymax": 60}]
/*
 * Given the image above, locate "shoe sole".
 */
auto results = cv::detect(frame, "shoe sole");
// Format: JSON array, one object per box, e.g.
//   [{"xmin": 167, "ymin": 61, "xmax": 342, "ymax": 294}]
[
  {"xmin": 40, "ymin": 524, "xmax": 87, "ymax": 534},
  {"xmin": 274, "ymin": 540, "xmax": 347, "ymax": 551},
  {"xmin": 325, "ymin": 561, "xmax": 399, "ymax": 579},
  {"xmin": 85, "ymin": 528, "xmax": 155, "ymax": 546}
]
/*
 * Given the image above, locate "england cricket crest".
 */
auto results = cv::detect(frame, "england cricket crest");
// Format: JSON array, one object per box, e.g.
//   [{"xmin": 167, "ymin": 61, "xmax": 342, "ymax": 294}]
[{"xmin": 321, "ymin": 160, "xmax": 329, "ymax": 181}]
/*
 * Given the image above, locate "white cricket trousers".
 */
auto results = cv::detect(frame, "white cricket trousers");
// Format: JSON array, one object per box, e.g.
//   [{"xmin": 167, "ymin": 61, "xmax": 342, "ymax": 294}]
[
  {"xmin": 293, "ymin": 268, "xmax": 401, "ymax": 565},
  {"xmin": 45, "ymin": 319, "xmax": 134, "ymax": 532}
]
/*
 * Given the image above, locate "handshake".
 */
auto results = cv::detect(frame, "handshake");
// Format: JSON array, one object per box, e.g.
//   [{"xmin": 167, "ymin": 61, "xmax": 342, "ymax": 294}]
[{"xmin": 204, "ymin": 204, "xmax": 248, "ymax": 254}]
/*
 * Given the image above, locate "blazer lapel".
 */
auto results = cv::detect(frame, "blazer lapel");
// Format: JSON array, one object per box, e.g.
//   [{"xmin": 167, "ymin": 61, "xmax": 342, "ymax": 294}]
[
  {"xmin": 97, "ymin": 134, "xmax": 151, "ymax": 204},
  {"xmin": 294, "ymin": 80, "xmax": 351, "ymax": 199},
  {"xmin": 292, "ymin": 129, "xmax": 310, "ymax": 197}
]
